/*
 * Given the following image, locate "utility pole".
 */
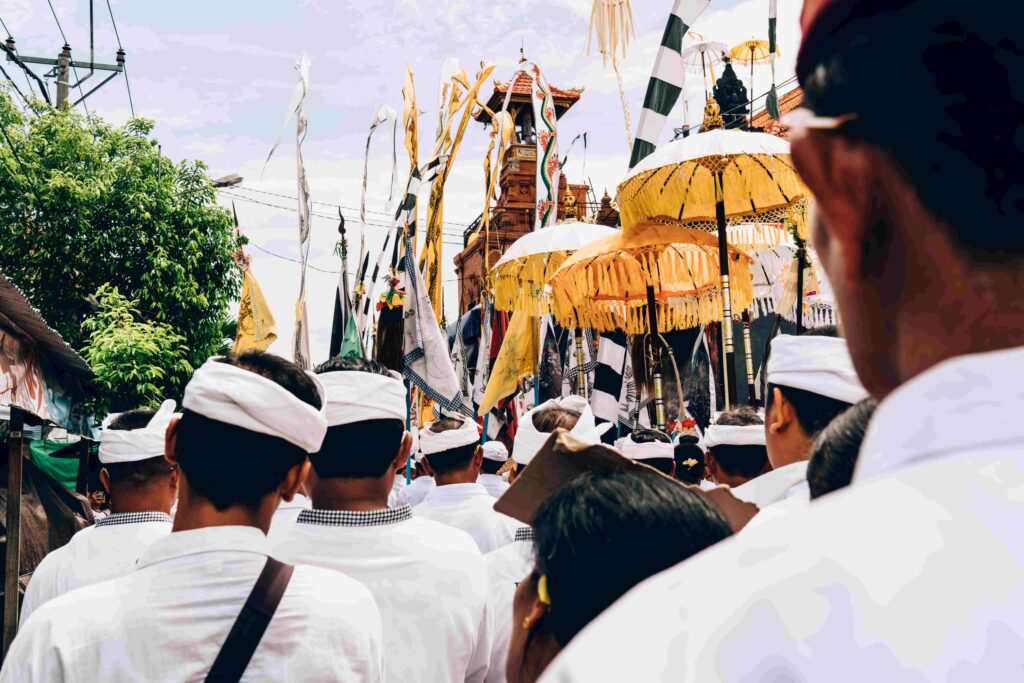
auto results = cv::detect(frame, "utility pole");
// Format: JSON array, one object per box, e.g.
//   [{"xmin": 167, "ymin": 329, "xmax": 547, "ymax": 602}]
[{"xmin": 55, "ymin": 43, "xmax": 71, "ymax": 108}]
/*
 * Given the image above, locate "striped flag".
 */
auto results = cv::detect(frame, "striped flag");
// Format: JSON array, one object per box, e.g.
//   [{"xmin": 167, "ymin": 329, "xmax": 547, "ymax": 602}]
[
  {"xmin": 629, "ymin": 0, "xmax": 712, "ymax": 169},
  {"xmin": 591, "ymin": 331, "xmax": 629, "ymax": 426},
  {"xmin": 766, "ymin": 0, "xmax": 781, "ymax": 120}
]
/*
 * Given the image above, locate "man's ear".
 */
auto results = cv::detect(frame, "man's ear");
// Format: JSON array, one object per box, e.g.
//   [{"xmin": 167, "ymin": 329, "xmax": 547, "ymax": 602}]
[
  {"xmin": 704, "ymin": 453, "xmax": 719, "ymax": 483},
  {"xmin": 164, "ymin": 417, "xmax": 180, "ymax": 466},
  {"xmin": 280, "ymin": 459, "xmax": 311, "ymax": 503},
  {"xmin": 393, "ymin": 431, "xmax": 413, "ymax": 472},
  {"xmin": 471, "ymin": 446, "xmax": 484, "ymax": 469},
  {"xmin": 767, "ymin": 388, "xmax": 791, "ymax": 434},
  {"xmin": 98, "ymin": 468, "xmax": 111, "ymax": 495}
]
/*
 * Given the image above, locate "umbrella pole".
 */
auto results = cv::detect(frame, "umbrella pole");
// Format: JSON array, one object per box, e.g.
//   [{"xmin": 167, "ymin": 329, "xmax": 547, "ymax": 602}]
[
  {"xmin": 646, "ymin": 285, "xmax": 666, "ymax": 431},
  {"xmin": 533, "ymin": 316, "xmax": 541, "ymax": 408},
  {"xmin": 749, "ymin": 51, "xmax": 755, "ymax": 129},
  {"xmin": 796, "ymin": 251, "xmax": 806, "ymax": 334},
  {"xmin": 741, "ymin": 311, "xmax": 757, "ymax": 406},
  {"xmin": 575, "ymin": 328, "xmax": 589, "ymax": 399},
  {"xmin": 701, "ymin": 51, "xmax": 708, "ymax": 100},
  {"xmin": 714, "ymin": 171, "xmax": 735, "ymax": 410}
]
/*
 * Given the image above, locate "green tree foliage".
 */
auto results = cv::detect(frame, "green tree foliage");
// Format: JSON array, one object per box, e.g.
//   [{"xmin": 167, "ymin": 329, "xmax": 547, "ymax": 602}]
[
  {"xmin": 81, "ymin": 284, "xmax": 193, "ymax": 415},
  {"xmin": 0, "ymin": 91, "xmax": 241, "ymax": 408}
]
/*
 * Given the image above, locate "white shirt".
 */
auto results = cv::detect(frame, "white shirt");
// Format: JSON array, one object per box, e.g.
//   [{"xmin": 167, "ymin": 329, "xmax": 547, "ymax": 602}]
[
  {"xmin": 270, "ymin": 492, "xmax": 312, "ymax": 531},
  {"xmin": 1, "ymin": 525, "xmax": 384, "ymax": 682},
  {"xmin": 387, "ymin": 474, "xmax": 407, "ymax": 508},
  {"xmin": 478, "ymin": 473, "xmax": 510, "ymax": 499},
  {"xmin": 484, "ymin": 528, "xmax": 535, "ymax": 683},
  {"xmin": 541, "ymin": 346, "xmax": 1024, "ymax": 682},
  {"xmin": 20, "ymin": 511, "xmax": 172, "ymax": 626},
  {"xmin": 272, "ymin": 504, "xmax": 491, "ymax": 683},
  {"xmin": 730, "ymin": 460, "xmax": 809, "ymax": 508},
  {"xmin": 397, "ymin": 475, "xmax": 435, "ymax": 508},
  {"xmin": 414, "ymin": 483, "xmax": 518, "ymax": 553}
]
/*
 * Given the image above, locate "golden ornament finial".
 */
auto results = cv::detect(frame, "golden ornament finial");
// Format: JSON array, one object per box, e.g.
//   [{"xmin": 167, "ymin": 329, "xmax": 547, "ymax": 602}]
[
  {"xmin": 701, "ymin": 97, "xmax": 724, "ymax": 131},
  {"xmin": 562, "ymin": 188, "xmax": 578, "ymax": 219}
]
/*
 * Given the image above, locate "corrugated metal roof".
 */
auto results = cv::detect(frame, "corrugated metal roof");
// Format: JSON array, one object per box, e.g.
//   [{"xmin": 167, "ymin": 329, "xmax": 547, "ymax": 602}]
[{"xmin": 0, "ymin": 271, "xmax": 93, "ymax": 378}]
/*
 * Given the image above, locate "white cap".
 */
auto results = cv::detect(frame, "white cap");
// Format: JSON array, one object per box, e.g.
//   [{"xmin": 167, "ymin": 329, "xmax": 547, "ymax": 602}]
[
  {"xmin": 482, "ymin": 441, "xmax": 508, "ymax": 462},
  {"xmin": 703, "ymin": 424, "xmax": 766, "ymax": 449},
  {"xmin": 766, "ymin": 335, "xmax": 869, "ymax": 404},
  {"xmin": 614, "ymin": 434, "xmax": 674, "ymax": 461},
  {"xmin": 182, "ymin": 358, "xmax": 328, "ymax": 454},
  {"xmin": 420, "ymin": 417, "xmax": 480, "ymax": 455},
  {"xmin": 99, "ymin": 399, "xmax": 179, "ymax": 464},
  {"xmin": 318, "ymin": 370, "xmax": 407, "ymax": 427},
  {"xmin": 513, "ymin": 395, "xmax": 611, "ymax": 466}
]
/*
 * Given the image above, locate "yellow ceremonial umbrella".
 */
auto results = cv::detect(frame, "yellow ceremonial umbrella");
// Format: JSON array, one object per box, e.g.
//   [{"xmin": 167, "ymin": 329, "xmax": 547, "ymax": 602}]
[{"xmin": 729, "ymin": 39, "xmax": 775, "ymax": 127}]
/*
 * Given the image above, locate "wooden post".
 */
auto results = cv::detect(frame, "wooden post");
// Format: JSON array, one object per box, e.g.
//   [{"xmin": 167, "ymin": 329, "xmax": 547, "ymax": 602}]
[
  {"xmin": 574, "ymin": 329, "xmax": 588, "ymax": 399},
  {"xmin": 796, "ymin": 249, "xmax": 806, "ymax": 335},
  {"xmin": 646, "ymin": 286, "xmax": 666, "ymax": 431},
  {"xmin": 76, "ymin": 439, "xmax": 90, "ymax": 495},
  {"xmin": 741, "ymin": 311, "xmax": 757, "ymax": 405},
  {"xmin": 3, "ymin": 407, "xmax": 25, "ymax": 656},
  {"xmin": 714, "ymin": 171, "xmax": 735, "ymax": 409}
]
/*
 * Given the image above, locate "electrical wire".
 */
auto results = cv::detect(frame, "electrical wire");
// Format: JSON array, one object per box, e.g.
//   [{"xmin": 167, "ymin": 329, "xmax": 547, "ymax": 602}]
[
  {"xmin": 247, "ymin": 240, "xmax": 460, "ymax": 284},
  {"xmin": 44, "ymin": 0, "xmax": 89, "ymax": 113},
  {"xmin": 104, "ymin": 0, "xmax": 134, "ymax": 117}
]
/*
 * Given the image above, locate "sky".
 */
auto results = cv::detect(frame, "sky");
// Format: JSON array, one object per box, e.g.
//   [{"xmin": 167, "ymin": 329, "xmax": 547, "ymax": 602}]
[{"xmin": 2, "ymin": 0, "xmax": 803, "ymax": 363}]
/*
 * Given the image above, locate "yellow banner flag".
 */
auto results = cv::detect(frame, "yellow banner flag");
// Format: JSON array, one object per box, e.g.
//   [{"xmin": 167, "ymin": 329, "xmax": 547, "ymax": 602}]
[
  {"xmin": 235, "ymin": 269, "xmax": 278, "ymax": 353},
  {"xmin": 480, "ymin": 312, "xmax": 537, "ymax": 415}
]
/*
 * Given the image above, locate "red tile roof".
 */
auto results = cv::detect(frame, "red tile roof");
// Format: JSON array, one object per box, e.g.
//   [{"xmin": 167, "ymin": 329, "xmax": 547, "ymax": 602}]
[
  {"xmin": 492, "ymin": 71, "xmax": 584, "ymax": 102},
  {"xmin": 751, "ymin": 86, "xmax": 804, "ymax": 129}
]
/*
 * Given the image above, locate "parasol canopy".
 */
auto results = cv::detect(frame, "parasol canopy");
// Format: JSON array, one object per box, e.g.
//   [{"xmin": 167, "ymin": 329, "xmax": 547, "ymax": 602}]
[
  {"xmin": 617, "ymin": 128, "xmax": 808, "ymax": 231},
  {"xmin": 548, "ymin": 218, "xmax": 754, "ymax": 335},
  {"xmin": 490, "ymin": 220, "xmax": 618, "ymax": 315},
  {"xmin": 729, "ymin": 39, "xmax": 775, "ymax": 64},
  {"xmin": 681, "ymin": 41, "xmax": 728, "ymax": 70}
]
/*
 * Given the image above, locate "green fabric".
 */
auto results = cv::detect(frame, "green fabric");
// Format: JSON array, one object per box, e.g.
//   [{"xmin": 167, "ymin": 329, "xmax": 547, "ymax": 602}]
[
  {"xmin": 766, "ymin": 84, "xmax": 781, "ymax": 121},
  {"xmin": 769, "ymin": 17, "xmax": 778, "ymax": 55},
  {"xmin": 340, "ymin": 314, "xmax": 365, "ymax": 358},
  {"xmin": 29, "ymin": 440, "xmax": 82, "ymax": 490}
]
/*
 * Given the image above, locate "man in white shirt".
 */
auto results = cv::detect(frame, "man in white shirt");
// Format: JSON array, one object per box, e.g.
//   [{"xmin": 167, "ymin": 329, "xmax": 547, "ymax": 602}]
[
  {"xmin": 396, "ymin": 449, "xmax": 435, "ymax": 507},
  {"xmin": 414, "ymin": 417, "xmax": 518, "ymax": 553},
  {"xmin": 697, "ymin": 408, "xmax": 770, "ymax": 492},
  {"xmin": 732, "ymin": 332, "xmax": 867, "ymax": 509},
  {"xmin": 20, "ymin": 401, "xmax": 179, "ymax": 625},
  {"xmin": 478, "ymin": 441, "xmax": 510, "ymax": 498},
  {"xmin": 272, "ymin": 356, "xmax": 492, "ymax": 682},
  {"xmin": 484, "ymin": 526, "xmax": 535, "ymax": 683},
  {"xmin": 2, "ymin": 351, "xmax": 383, "ymax": 682},
  {"xmin": 541, "ymin": 2, "xmax": 1024, "ymax": 679}
]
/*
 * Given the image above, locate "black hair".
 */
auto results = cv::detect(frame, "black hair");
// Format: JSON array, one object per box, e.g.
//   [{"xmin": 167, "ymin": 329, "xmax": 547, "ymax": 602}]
[
  {"xmin": 714, "ymin": 405, "xmax": 762, "ymax": 427},
  {"xmin": 312, "ymin": 356, "xmax": 405, "ymax": 479},
  {"xmin": 674, "ymin": 437, "xmax": 705, "ymax": 485},
  {"xmin": 174, "ymin": 351, "xmax": 321, "ymax": 511},
  {"xmin": 629, "ymin": 428, "xmax": 675, "ymax": 476},
  {"xmin": 766, "ymin": 384, "xmax": 853, "ymax": 438},
  {"xmin": 531, "ymin": 468, "xmax": 732, "ymax": 646},
  {"xmin": 481, "ymin": 458, "xmax": 505, "ymax": 475},
  {"xmin": 102, "ymin": 408, "xmax": 173, "ymax": 486},
  {"xmin": 808, "ymin": 398, "xmax": 877, "ymax": 499},
  {"xmin": 422, "ymin": 418, "xmax": 478, "ymax": 475},
  {"xmin": 532, "ymin": 406, "xmax": 581, "ymax": 432}
]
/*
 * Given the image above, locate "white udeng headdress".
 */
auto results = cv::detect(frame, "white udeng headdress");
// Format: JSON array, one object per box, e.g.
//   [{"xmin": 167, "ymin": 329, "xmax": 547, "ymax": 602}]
[
  {"xmin": 703, "ymin": 424, "xmax": 766, "ymax": 449},
  {"xmin": 99, "ymin": 399, "xmax": 179, "ymax": 464},
  {"xmin": 614, "ymin": 433, "xmax": 675, "ymax": 461},
  {"xmin": 419, "ymin": 417, "xmax": 480, "ymax": 455},
  {"xmin": 182, "ymin": 358, "xmax": 328, "ymax": 454},
  {"xmin": 766, "ymin": 335, "xmax": 869, "ymax": 404},
  {"xmin": 513, "ymin": 395, "xmax": 610, "ymax": 466},
  {"xmin": 318, "ymin": 369, "xmax": 408, "ymax": 427},
  {"xmin": 482, "ymin": 441, "xmax": 509, "ymax": 462}
]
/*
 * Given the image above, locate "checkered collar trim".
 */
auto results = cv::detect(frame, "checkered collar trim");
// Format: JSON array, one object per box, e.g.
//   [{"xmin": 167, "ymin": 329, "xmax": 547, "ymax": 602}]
[
  {"xmin": 514, "ymin": 526, "xmax": 534, "ymax": 542},
  {"xmin": 297, "ymin": 504, "xmax": 413, "ymax": 528},
  {"xmin": 95, "ymin": 511, "xmax": 173, "ymax": 528}
]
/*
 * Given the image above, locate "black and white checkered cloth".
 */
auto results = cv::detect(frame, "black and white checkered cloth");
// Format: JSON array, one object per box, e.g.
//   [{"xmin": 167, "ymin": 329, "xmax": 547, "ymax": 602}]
[
  {"xmin": 591, "ymin": 331, "xmax": 629, "ymax": 425},
  {"xmin": 514, "ymin": 527, "xmax": 534, "ymax": 543},
  {"xmin": 297, "ymin": 504, "xmax": 413, "ymax": 528},
  {"xmin": 628, "ymin": 0, "xmax": 713, "ymax": 170},
  {"xmin": 95, "ymin": 511, "xmax": 172, "ymax": 528}
]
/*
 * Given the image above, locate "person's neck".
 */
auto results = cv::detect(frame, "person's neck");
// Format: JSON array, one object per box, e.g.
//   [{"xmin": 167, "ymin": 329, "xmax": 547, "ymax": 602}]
[
  {"xmin": 435, "ymin": 469, "xmax": 479, "ymax": 487},
  {"xmin": 172, "ymin": 489, "xmax": 274, "ymax": 534},
  {"xmin": 310, "ymin": 477, "xmax": 390, "ymax": 512},
  {"xmin": 108, "ymin": 488, "xmax": 171, "ymax": 516},
  {"xmin": 768, "ymin": 434, "xmax": 812, "ymax": 470}
]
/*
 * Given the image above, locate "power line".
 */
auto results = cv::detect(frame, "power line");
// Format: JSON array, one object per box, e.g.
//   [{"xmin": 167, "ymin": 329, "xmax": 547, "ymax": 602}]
[
  {"xmin": 43, "ymin": 0, "xmax": 89, "ymax": 113},
  {"xmin": 104, "ymin": 0, "xmax": 133, "ymax": 116},
  {"xmin": 247, "ymin": 240, "xmax": 460, "ymax": 284},
  {"xmin": 45, "ymin": 0, "xmax": 68, "ymax": 43}
]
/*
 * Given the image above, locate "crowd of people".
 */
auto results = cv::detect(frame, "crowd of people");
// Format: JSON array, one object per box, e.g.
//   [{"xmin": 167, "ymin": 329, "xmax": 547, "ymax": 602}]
[{"xmin": 1, "ymin": 0, "xmax": 1021, "ymax": 679}]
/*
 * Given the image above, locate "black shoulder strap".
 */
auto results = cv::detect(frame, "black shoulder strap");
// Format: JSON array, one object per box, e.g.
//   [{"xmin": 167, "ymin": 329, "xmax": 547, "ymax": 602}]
[{"xmin": 204, "ymin": 557, "xmax": 295, "ymax": 683}]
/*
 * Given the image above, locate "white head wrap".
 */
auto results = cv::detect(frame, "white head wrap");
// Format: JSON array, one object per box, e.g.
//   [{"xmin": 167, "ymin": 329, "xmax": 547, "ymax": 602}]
[
  {"xmin": 614, "ymin": 434, "xmax": 674, "ymax": 461},
  {"xmin": 766, "ymin": 335, "xmax": 869, "ymax": 404},
  {"xmin": 419, "ymin": 417, "xmax": 480, "ymax": 456},
  {"xmin": 482, "ymin": 441, "xmax": 508, "ymax": 462},
  {"xmin": 703, "ymin": 424, "xmax": 766, "ymax": 449},
  {"xmin": 513, "ymin": 395, "xmax": 610, "ymax": 466},
  {"xmin": 99, "ymin": 399, "xmax": 179, "ymax": 464},
  {"xmin": 318, "ymin": 370, "xmax": 407, "ymax": 427},
  {"xmin": 182, "ymin": 358, "xmax": 328, "ymax": 454}
]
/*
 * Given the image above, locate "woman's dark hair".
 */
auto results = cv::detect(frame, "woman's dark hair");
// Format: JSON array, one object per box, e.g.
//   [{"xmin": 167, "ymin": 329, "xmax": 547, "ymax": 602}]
[
  {"xmin": 174, "ymin": 351, "xmax": 321, "ymax": 511},
  {"xmin": 807, "ymin": 398, "xmax": 877, "ymax": 499},
  {"xmin": 423, "ymin": 418, "xmax": 478, "ymax": 475},
  {"xmin": 313, "ymin": 356, "xmax": 405, "ymax": 479},
  {"xmin": 531, "ymin": 468, "xmax": 732, "ymax": 646},
  {"xmin": 674, "ymin": 437, "xmax": 705, "ymax": 485}
]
